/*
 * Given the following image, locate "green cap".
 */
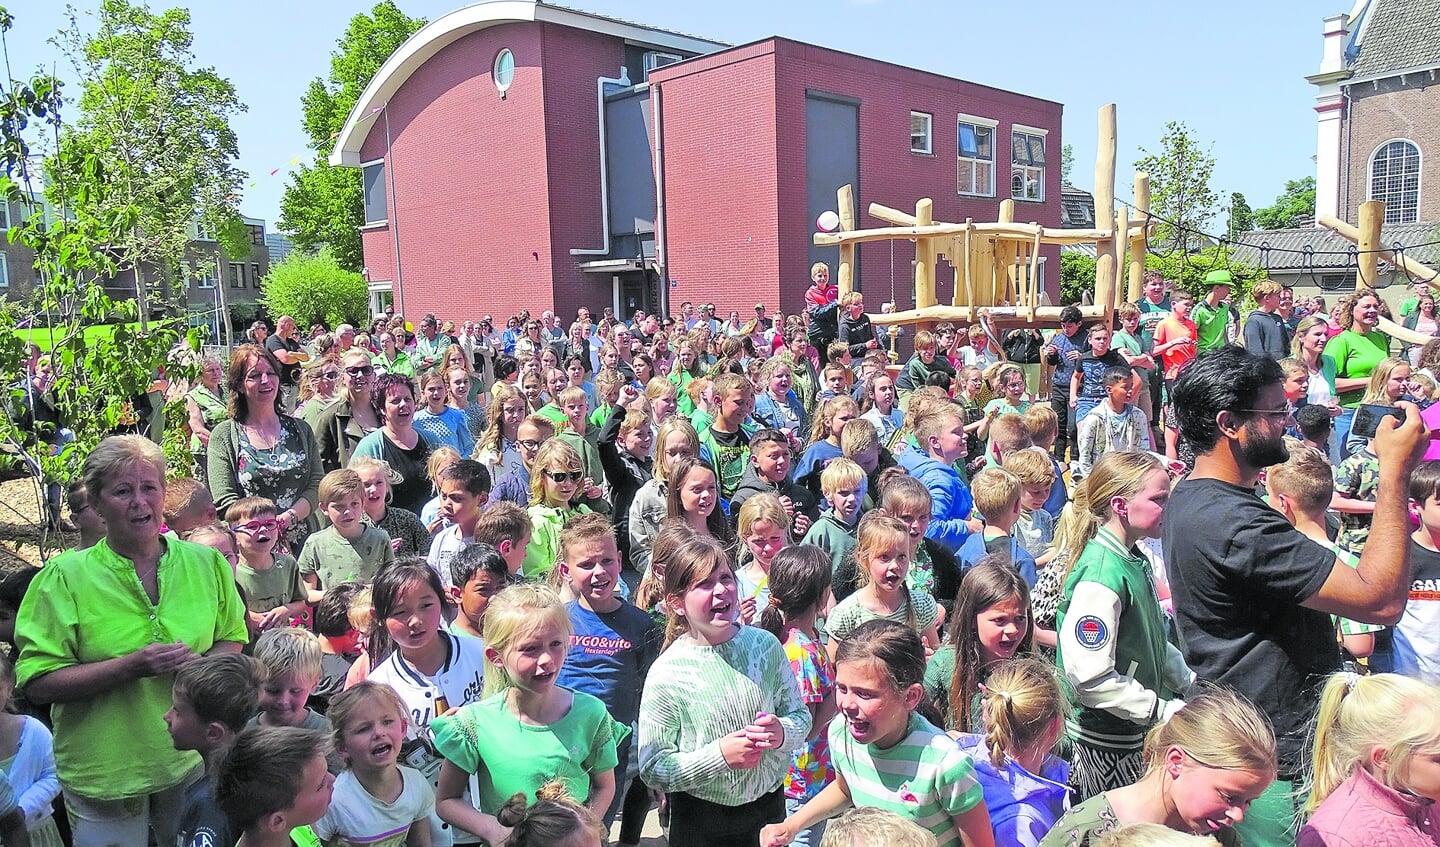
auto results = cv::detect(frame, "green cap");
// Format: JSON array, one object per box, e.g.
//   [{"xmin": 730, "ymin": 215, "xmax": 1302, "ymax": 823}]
[{"xmin": 1204, "ymin": 269, "xmax": 1234, "ymax": 287}]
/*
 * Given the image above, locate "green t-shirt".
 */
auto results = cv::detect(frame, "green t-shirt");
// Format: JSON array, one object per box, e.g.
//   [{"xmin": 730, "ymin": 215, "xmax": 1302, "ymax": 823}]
[
  {"xmin": 297, "ymin": 525, "xmax": 395, "ymax": 589},
  {"xmin": 15, "ymin": 538, "xmax": 248, "ymax": 799},
  {"xmin": 1323, "ymin": 328, "xmax": 1392, "ymax": 407},
  {"xmin": 1191, "ymin": 299, "xmax": 1230, "ymax": 351},
  {"xmin": 236, "ymin": 553, "xmax": 306, "ymax": 614},
  {"xmin": 431, "ymin": 689, "xmax": 623, "ymax": 813}
]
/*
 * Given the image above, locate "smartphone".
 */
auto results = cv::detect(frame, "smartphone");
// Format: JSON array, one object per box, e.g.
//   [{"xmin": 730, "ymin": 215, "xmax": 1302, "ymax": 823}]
[{"xmin": 1351, "ymin": 403, "xmax": 1403, "ymax": 440}]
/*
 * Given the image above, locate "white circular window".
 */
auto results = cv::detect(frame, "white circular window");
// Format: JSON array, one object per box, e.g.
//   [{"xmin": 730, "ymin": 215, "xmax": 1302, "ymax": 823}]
[{"xmin": 493, "ymin": 49, "xmax": 515, "ymax": 94}]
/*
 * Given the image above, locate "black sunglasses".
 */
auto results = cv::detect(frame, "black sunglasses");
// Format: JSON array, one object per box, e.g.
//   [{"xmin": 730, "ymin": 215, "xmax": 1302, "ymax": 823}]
[
  {"xmin": 544, "ymin": 470, "xmax": 583, "ymax": 484},
  {"xmin": 345, "ymin": 365, "xmax": 375, "ymax": 377}
]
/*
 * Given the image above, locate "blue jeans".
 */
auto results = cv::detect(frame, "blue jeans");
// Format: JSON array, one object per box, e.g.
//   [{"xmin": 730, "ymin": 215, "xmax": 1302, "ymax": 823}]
[
  {"xmin": 1333, "ymin": 406, "xmax": 1355, "ymax": 461},
  {"xmin": 784, "ymin": 796, "xmax": 827, "ymax": 847}
]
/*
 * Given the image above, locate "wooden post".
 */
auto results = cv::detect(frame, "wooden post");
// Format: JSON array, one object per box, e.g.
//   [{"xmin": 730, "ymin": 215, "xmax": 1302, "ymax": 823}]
[
  {"xmin": 961, "ymin": 219, "xmax": 976, "ymax": 320},
  {"xmin": 1092, "ymin": 104, "xmax": 1117, "ymax": 304},
  {"xmin": 1357, "ymin": 199, "xmax": 1383, "ymax": 290},
  {"xmin": 1128, "ymin": 172, "xmax": 1150, "ymax": 302},
  {"xmin": 837, "ymin": 184, "xmax": 857, "ymax": 297},
  {"xmin": 915, "ymin": 198, "xmax": 936, "ymax": 309},
  {"xmin": 996, "ymin": 199, "xmax": 1017, "ymax": 305},
  {"xmin": 1113, "ymin": 205, "xmax": 1129, "ymax": 313}
]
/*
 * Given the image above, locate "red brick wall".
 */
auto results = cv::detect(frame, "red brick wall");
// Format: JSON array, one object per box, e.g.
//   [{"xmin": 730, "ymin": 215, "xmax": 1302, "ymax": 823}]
[
  {"xmin": 539, "ymin": 24, "xmax": 631, "ymax": 322},
  {"xmin": 1343, "ymin": 79, "xmax": 1440, "ymax": 223},
  {"xmin": 358, "ymin": 23, "xmax": 555, "ymax": 324},
  {"xmin": 649, "ymin": 44, "xmax": 783, "ymax": 318},
  {"xmin": 653, "ymin": 38, "xmax": 1063, "ymax": 321}
]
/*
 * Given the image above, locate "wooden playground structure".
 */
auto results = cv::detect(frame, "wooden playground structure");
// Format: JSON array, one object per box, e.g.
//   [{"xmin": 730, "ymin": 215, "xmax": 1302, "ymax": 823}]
[
  {"xmin": 1319, "ymin": 200, "xmax": 1440, "ymax": 347},
  {"xmin": 814, "ymin": 104, "xmax": 1152, "ymax": 331}
]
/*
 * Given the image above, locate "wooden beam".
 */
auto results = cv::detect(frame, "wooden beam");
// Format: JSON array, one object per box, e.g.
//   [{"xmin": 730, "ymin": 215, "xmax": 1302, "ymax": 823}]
[
  {"xmin": 1318, "ymin": 214, "xmax": 1438, "ymax": 282},
  {"xmin": 868, "ymin": 303, "xmax": 1109, "ymax": 326},
  {"xmin": 1128, "ymin": 172, "xmax": 1150, "ymax": 302},
  {"xmin": 996, "ymin": 199, "xmax": 1017, "ymax": 305},
  {"xmin": 1357, "ymin": 199, "xmax": 1383, "ymax": 290},
  {"xmin": 814, "ymin": 221, "xmax": 1128, "ymax": 248},
  {"xmin": 837, "ymin": 184, "xmax": 856, "ymax": 297},
  {"xmin": 915, "ymin": 199, "xmax": 936, "ymax": 309}
]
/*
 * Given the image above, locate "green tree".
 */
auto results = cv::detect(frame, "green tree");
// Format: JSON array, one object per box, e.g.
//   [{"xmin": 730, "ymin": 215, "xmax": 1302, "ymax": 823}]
[
  {"xmin": 278, "ymin": 2, "xmax": 424, "ymax": 272},
  {"xmin": 1135, "ymin": 122, "xmax": 1218, "ymax": 255},
  {"xmin": 1059, "ymin": 251, "xmax": 1097, "ymax": 305},
  {"xmin": 1227, "ymin": 192, "xmax": 1254, "ymax": 240},
  {"xmin": 1146, "ymin": 245, "xmax": 1262, "ymax": 304},
  {"xmin": 0, "ymin": 8, "xmax": 198, "ymax": 556},
  {"xmin": 260, "ymin": 248, "xmax": 369, "ymax": 328},
  {"xmin": 1061, "ymin": 143, "xmax": 1074, "ymax": 183},
  {"xmin": 1254, "ymin": 177, "xmax": 1317, "ymax": 230},
  {"xmin": 50, "ymin": 0, "xmax": 246, "ymax": 325}
]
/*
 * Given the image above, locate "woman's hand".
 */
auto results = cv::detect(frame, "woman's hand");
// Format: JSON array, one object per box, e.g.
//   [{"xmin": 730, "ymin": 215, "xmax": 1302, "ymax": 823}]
[{"xmin": 129, "ymin": 642, "xmax": 198, "ymax": 678}]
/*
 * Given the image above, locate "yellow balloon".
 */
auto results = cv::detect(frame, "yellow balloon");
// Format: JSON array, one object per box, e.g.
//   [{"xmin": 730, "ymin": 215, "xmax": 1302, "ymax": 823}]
[{"xmin": 404, "ymin": 321, "xmax": 414, "ymax": 333}]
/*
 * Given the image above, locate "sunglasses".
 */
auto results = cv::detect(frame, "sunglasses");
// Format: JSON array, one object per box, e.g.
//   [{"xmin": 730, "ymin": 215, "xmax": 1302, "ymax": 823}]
[
  {"xmin": 345, "ymin": 365, "xmax": 375, "ymax": 377},
  {"xmin": 544, "ymin": 470, "xmax": 584, "ymax": 484},
  {"xmin": 233, "ymin": 519, "xmax": 279, "ymax": 535},
  {"xmin": 319, "ymin": 370, "xmax": 340, "ymax": 380},
  {"xmin": 516, "ymin": 439, "xmax": 543, "ymax": 450}
]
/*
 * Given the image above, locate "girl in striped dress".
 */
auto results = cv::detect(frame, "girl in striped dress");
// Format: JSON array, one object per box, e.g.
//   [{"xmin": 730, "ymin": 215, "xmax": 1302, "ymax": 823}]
[
  {"xmin": 637, "ymin": 534, "xmax": 811, "ymax": 847},
  {"xmin": 760, "ymin": 620, "xmax": 994, "ymax": 847}
]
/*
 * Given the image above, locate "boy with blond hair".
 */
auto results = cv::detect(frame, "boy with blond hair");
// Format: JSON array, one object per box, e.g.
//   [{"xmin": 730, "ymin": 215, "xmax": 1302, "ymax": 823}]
[
  {"xmin": 164, "ymin": 477, "xmax": 217, "ymax": 536},
  {"xmin": 1266, "ymin": 442, "xmax": 1387, "ymax": 670},
  {"xmin": 956, "ymin": 467, "xmax": 1038, "ymax": 584},
  {"xmin": 1244, "ymin": 278, "xmax": 1290, "ymax": 360},
  {"xmin": 896, "ymin": 330, "xmax": 956, "ymax": 399},
  {"xmin": 299, "ymin": 469, "xmax": 394, "ymax": 602},
  {"xmin": 985, "ymin": 413, "xmax": 1033, "ymax": 468},
  {"xmin": 698, "ymin": 372, "xmax": 757, "ymax": 500},
  {"xmin": 802, "ymin": 457, "xmax": 867, "ymax": 571},
  {"xmin": 250, "ymin": 627, "xmax": 330, "ymax": 733},
  {"xmin": 1003, "ymin": 448, "xmax": 1057, "ymax": 563},
  {"xmin": 1022, "ymin": 405, "xmax": 1068, "ymax": 517},
  {"xmin": 898, "ymin": 406, "xmax": 984, "ymax": 552},
  {"xmin": 169, "ymin": 654, "xmax": 265, "ymax": 847}
]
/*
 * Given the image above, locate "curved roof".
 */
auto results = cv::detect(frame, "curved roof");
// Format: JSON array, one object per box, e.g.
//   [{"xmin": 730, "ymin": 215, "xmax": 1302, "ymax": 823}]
[{"xmin": 330, "ymin": 0, "xmax": 726, "ymax": 166}]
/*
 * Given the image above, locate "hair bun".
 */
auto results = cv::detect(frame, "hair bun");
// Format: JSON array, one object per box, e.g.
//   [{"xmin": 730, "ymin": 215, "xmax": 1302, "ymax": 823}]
[{"xmin": 495, "ymin": 792, "xmax": 529, "ymax": 828}]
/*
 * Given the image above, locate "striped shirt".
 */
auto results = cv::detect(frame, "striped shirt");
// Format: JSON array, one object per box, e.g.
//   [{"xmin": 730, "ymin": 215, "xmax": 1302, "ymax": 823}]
[
  {"xmin": 827, "ymin": 711, "xmax": 984, "ymax": 847},
  {"xmin": 638, "ymin": 625, "xmax": 810, "ymax": 805}
]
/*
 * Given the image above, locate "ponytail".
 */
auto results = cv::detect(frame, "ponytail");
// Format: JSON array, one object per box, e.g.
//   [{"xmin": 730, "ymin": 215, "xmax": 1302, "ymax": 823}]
[
  {"xmin": 757, "ymin": 544, "xmax": 831, "ymax": 640},
  {"xmin": 1053, "ymin": 450, "xmax": 1162, "ymax": 579},
  {"xmin": 979, "ymin": 657, "xmax": 1068, "ymax": 770}
]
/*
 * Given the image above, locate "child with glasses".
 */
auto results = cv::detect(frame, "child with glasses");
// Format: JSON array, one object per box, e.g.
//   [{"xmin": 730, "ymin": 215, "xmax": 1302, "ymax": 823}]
[
  {"xmin": 226, "ymin": 496, "xmax": 308, "ymax": 635},
  {"xmin": 522, "ymin": 440, "xmax": 599, "ymax": 579}
]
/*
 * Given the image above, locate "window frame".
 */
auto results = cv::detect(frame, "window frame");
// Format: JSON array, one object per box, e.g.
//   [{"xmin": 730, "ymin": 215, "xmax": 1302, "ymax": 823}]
[
  {"xmin": 0, "ymin": 201, "xmax": 11, "ymax": 231},
  {"xmin": 361, "ymin": 158, "xmax": 388, "ymax": 226},
  {"xmin": 0, "ymin": 253, "xmax": 8, "ymax": 289},
  {"xmin": 910, "ymin": 111, "xmax": 934, "ymax": 155},
  {"xmin": 956, "ymin": 113, "xmax": 998, "ymax": 198},
  {"xmin": 1368, "ymin": 138, "xmax": 1421, "ymax": 224},
  {"xmin": 1011, "ymin": 125, "xmax": 1048, "ymax": 203},
  {"xmin": 229, "ymin": 263, "xmax": 245, "ymax": 289}
]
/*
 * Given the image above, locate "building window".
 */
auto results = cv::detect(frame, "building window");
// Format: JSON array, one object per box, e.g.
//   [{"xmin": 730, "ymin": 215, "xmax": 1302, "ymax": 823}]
[
  {"xmin": 229, "ymin": 263, "xmax": 245, "ymax": 288},
  {"xmin": 362, "ymin": 160, "xmax": 387, "ymax": 225},
  {"xmin": 0, "ymin": 202, "xmax": 10, "ymax": 230},
  {"xmin": 252, "ymin": 263, "xmax": 262, "ymax": 286},
  {"xmin": 494, "ymin": 49, "xmax": 515, "ymax": 94},
  {"xmin": 1370, "ymin": 139, "xmax": 1420, "ymax": 224},
  {"xmin": 0, "ymin": 253, "xmax": 8, "ymax": 289},
  {"xmin": 642, "ymin": 51, "xmax": 681, "ymax": 78},
  {"xmin": 196, "ymin": 269, "xmax": 215, "ymax": 289},
  {"xmin": 249, "ymin": 224, "xmax": 265, "ymax": 245},
  {"xmin": 1012, "ymin": 128, "xmax": 1047, "ymax": 202},
  {"xmin": 1320, "ymin": 271, "xmax": 1357, "ymax": 292},
  {"xmin": 957, "ymin": 117, "xmax": 995, "ymax": 197},
  {"xmin": 910, "ymin": 112, "xmax": 933, "ymax": 155}
]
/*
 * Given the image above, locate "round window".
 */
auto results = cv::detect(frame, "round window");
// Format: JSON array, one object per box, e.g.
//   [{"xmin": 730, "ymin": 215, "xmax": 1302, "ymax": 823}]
[{"xmin": 493, "ymin": 49, "xmax": 515, "ymax": 94}]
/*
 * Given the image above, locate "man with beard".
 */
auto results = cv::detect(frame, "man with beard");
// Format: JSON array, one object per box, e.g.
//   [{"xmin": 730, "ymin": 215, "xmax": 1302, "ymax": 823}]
[{"xmin": 1163, "ymin": 345, "xmax": 1427, "ymax": 847}]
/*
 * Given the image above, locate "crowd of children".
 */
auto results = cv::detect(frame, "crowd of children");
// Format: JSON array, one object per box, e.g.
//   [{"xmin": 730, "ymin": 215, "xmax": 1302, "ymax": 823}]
[{"xmin": 11, "ymin": 281, "xmax": 1440, "ymax": 847}]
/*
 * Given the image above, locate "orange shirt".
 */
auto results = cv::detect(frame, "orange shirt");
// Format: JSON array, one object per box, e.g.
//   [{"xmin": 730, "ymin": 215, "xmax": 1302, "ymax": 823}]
[{"xmin": 1153, "ymin": 316, "xmax": 1198, "ymax": 379}]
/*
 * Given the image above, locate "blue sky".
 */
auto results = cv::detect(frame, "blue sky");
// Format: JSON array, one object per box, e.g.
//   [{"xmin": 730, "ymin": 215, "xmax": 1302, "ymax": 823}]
[{"xmin": 6, "ymin": 0, "xmax": 1336, "ymax": 232}]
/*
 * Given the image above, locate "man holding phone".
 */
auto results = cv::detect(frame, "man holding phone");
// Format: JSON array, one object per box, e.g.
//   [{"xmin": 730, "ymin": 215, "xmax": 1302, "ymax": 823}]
[{"xmin": 1163, "ymin": 345, "xmax": 1428, "ymax": 847}]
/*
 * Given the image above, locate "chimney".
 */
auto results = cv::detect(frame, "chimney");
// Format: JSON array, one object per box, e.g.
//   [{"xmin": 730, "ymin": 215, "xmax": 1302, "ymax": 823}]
[{"xmin": 1309, "ymin": 12, "xmax": 1352, "ymax": 223}]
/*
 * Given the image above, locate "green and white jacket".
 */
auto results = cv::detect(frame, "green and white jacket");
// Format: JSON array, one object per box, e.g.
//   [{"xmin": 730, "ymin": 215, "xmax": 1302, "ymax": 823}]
[{"xmin": 1056, "ymin": 527, "xmax": 1194, "ymax": 750}]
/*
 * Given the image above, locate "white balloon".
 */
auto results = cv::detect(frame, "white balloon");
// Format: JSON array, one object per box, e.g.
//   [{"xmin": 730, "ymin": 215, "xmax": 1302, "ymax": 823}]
[{"xmin": 816, "ymin": 211, "xmax": 840, "ymax": 232}]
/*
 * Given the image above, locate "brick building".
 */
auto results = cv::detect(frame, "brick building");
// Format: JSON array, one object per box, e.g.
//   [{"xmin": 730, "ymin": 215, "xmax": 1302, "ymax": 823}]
[
  {"xmin": 1311, "ymin": 0, "xmax": 1440, "ymax": 226},
  {"xmin": 331, "ymin": 0, "xmax": 1065, "ymax": 324}
]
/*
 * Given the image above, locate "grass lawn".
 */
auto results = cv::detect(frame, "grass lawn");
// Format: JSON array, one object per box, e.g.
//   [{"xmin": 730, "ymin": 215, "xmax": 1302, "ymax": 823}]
[{"xmin": 15, "ymin": 324, "xmax": 139, "ymax": 352}]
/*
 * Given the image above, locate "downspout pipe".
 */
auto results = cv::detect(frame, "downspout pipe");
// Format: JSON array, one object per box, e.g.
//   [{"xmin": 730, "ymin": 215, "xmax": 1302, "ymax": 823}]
[
  {"xmin": 571, "ymin": 68, "xmax": 631, "ymax": 258},
  {"xmin": 652, "ymin": 79, "xmax": 669, "ymax": 319}
]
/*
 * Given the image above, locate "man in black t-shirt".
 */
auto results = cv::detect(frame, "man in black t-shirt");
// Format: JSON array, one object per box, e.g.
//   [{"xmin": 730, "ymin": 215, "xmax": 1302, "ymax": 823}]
[
  {"xmin": 265, "ymin": 315, "xmax": 309, "ymax": 413},
  {"xmin": 1163, "ymin": 346, "xmax": 1426, "ymax": 846}
]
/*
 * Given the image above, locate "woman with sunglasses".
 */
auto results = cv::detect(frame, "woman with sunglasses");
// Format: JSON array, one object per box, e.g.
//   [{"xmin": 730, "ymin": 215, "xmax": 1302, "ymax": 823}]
[
  {"xmin": 315, "ymin": 348, "xmax": 383, "ymax": 472},
  {"xmin": 520, "ymin": 439, "xmax": 599, "ymax": 579},
  {"xmin": 294, "ymin": 355, "xmax": 343, "ymax": 431}
]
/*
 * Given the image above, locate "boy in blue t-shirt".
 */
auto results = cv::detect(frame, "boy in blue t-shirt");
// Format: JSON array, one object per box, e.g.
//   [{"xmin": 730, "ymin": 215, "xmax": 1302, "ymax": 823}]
[{"xmin": 554, "ymin": 514, "xmax": 661, "ymax": 835}]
